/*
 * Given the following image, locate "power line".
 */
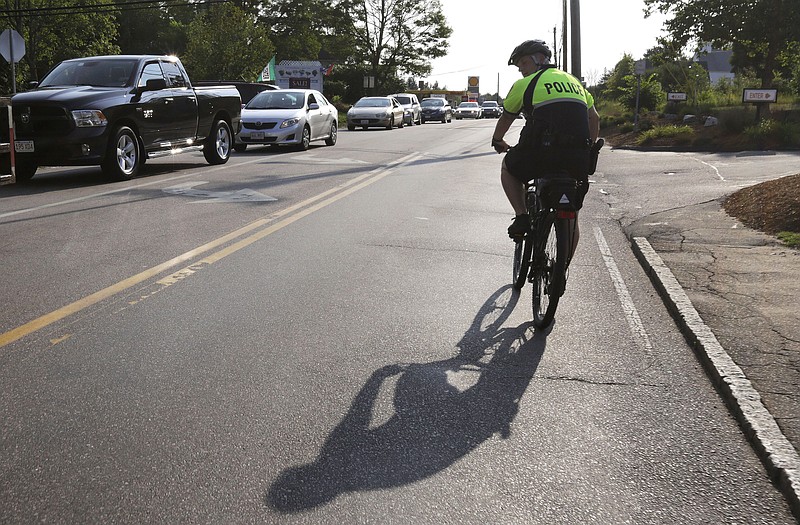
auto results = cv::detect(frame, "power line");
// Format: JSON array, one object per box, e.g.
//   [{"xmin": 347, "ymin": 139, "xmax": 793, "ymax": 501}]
[{"xmin": 0, "ymin": 0, "xmax": 230, "ymax": 18}]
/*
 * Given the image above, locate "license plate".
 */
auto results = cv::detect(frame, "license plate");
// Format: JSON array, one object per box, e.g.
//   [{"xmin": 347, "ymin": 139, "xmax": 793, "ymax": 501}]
[
  {"xmin": 250, "ymin": 131, "xmax": 265, "ymax": 140},
  {"xmin": 14, "ymin": 140, "xmax": 34, "ymax": 153},
  {"xmin": 360, "ymin": 120, "xmax": 370, "ymax": 124}
]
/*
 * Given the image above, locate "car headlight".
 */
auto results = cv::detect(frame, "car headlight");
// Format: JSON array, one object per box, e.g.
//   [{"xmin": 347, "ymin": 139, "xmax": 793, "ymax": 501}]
[
  {"xmin": 72, "ymin": 110, "xmax": 107, "ymax": 127},
  {"xmin": 280, "ymin": 118, "xmax": 300, "ymax": 129}
]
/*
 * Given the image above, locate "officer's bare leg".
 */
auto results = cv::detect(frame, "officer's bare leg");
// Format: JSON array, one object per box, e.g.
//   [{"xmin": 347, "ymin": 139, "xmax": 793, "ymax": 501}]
[{"xmin": 501, "ymin": 159, "xmax": 526, "ymax": 215}]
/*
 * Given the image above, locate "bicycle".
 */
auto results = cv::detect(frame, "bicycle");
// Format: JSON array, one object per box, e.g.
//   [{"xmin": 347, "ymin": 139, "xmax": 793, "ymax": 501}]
[{"xmin": 512, "ymin": 175, "xmax": 585, "ymax": 328}]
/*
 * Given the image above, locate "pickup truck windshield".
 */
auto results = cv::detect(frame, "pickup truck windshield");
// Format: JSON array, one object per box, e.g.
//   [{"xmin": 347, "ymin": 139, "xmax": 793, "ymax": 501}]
[{"xmin": 40, "ymin": 59, "xmax": 138, "ymax": 88}]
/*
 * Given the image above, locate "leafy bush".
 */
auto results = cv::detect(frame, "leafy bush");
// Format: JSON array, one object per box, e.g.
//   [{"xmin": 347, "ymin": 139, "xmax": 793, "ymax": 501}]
[
  {"xmin": 744, "ymin": 119, "xmax": 800, "ymax": 146},
  {"xmin": 636, "ymin": 125, "xmax": 694, "ymax": 145},
  {"xmin": 716, "ymin": 107, "xmax": 757, "ymax": 133},
  {"xmin": 620, "ymin": 122, "xmax": 634, "ymax": 133},
  {"xmin": 777, "ymin": 231, "xmax": 800, "ymax": 248}
]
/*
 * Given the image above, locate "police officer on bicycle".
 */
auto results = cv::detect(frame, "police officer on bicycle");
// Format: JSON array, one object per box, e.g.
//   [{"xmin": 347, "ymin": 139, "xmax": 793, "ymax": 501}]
[{"xmin": 491, "ymin": 39, "xmax": 600, "ymax": 242}]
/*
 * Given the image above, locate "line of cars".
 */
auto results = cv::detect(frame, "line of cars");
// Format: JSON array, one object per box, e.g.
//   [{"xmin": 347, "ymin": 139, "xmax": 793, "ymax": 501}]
[
  {"xmin": 235, "ymin": 88, "xmax": 505, "ymax": 153},
  {"xmin": 453, "ymin": 100, "xmax": 504, "ymax": 119},
  {"xmin": 346, "ymin": 93, "xmax": 461, "ymax": 130}
]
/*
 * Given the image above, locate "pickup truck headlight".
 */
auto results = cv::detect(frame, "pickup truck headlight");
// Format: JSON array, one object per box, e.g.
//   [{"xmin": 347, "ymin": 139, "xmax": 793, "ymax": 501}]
[
  {"xmin": 72, "ymin": 110, "xmax": 108, "ymax": 127},
  {"xmin": 280, "ymin": 118, "xmax": 300, "ymax": 129}
]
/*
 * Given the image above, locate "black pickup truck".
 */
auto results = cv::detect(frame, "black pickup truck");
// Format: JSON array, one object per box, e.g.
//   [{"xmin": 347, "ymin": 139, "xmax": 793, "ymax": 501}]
[{"xmin": 9, "ymin": 55, "xmax": 241, "ymax": 181}]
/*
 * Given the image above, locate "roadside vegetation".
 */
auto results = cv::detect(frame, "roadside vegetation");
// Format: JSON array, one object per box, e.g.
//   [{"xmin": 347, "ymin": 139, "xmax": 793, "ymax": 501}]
[
  {"xmin": 585, "ymin": 1, "xmax": 799, "ymax": 247},
  {"xmin": 0, "ymin": 0, "xmax": 452, "ymax": 105}
]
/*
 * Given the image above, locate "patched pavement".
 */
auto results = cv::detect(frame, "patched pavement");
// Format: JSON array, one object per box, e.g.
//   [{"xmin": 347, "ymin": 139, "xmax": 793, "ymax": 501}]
[{"xmin": 626, "ymin": 198, "xmax": 800, "ymax": 514}]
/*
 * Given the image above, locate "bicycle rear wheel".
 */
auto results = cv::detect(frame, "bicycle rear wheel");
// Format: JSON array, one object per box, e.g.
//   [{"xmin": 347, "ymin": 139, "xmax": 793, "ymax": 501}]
[
  {"xmin": 531, "ymin": 217, "xmax": 569, "ymax": 329},
  {"xmin": 512, "ymin": 235, "xmax": 533, "ymax": 290}
]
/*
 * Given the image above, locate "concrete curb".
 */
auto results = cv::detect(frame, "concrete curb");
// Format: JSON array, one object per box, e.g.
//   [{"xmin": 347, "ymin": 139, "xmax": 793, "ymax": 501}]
[{"xmin": 631, "ymin": 236, "xmax": 800, "ymax": 520}]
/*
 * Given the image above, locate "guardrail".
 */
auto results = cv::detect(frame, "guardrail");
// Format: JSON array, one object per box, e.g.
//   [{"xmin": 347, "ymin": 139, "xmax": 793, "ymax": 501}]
[{"xmin": 1, "ymin": 96, "xmax": 15, "ymax": 185}]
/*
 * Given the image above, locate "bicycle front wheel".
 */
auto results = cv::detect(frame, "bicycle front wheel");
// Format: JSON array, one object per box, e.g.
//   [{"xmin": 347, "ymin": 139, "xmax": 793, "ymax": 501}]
[
  {"xmin": 532, "ymin": 217, "xmax": 569, "ymax": 329},
  {"xmin": 512, "ymin": 236, "xmax": 533, "ymax": 290}
]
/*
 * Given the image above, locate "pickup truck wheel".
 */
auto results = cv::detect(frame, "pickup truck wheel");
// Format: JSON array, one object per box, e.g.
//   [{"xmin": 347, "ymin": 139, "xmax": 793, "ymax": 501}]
[
  {"xmin": 102, "ymin": 126, "xmax": 141, "ymax": 181},
  {"xmin": 324, "ymin": 122, "xmax": 338, "ymax": 146},
  {"xmin": 14, "ymin": 158, "xmax": 37, "ymax": 182},
  {"xmin": 204, "ymin": 119, "xmax": 232, "ymax": 165}
]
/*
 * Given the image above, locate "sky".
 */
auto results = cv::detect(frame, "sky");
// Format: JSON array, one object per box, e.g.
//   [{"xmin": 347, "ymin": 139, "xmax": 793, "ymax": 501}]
[{"xmin": 427, "ymin": 0, "xmax": 669, "ymax": 96}]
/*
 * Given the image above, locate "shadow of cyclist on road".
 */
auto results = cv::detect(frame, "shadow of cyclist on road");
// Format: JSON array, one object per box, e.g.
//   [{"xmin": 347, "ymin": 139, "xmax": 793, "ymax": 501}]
[{"xmin": 267, "ymin": 285, "xmax": 549, "ymax": 513}]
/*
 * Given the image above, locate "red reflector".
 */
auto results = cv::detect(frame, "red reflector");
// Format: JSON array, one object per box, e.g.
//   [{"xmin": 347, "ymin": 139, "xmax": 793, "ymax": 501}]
[{"xmin": 557, "ymin": 210, "xmax": 576, "ymax": 219}]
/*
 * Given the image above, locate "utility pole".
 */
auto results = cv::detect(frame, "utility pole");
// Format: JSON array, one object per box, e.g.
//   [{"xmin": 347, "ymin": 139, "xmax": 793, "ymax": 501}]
[
  {"xmin": 562, "ymin": 0, "xmax": 568, "ymax": 71},
  {"xmin": 570, "ymin": 0, "xmax": 582, "ymax": 81},
  {"xmin": 553, "ymin": 26, "xmax": 558, "ymax": 69}
]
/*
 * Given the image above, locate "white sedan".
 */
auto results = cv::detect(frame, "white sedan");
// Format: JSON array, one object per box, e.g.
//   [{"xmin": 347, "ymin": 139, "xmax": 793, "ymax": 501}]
[
  {"xmin": 453, "ymin": 101, "xmax": 483, "ymax": 119},
  {"xmin": 235, "ymin": 89, "xmax": 338, "ymax": 152},
  {"xmin": 346, "ymin": 96, "xmax": 405, "ymax": 130}
]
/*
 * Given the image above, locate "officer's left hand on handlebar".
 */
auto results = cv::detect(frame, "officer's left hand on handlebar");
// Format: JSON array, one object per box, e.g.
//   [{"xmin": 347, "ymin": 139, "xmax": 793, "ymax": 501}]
[{"xmin": 491, "ymin": 137, "xmax": 509, "ymax": 154}]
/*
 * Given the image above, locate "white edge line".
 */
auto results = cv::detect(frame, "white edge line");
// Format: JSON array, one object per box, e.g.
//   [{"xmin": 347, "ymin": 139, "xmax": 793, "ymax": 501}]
[{"xmin": 593, "ymin": 226, "xmax": 653, "ymax": 353}]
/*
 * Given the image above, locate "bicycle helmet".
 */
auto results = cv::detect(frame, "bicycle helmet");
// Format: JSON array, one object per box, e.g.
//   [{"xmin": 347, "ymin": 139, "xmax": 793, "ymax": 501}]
[{"xmin": 508, "ymin": 39, "xmax": 552, "ymax": 65}]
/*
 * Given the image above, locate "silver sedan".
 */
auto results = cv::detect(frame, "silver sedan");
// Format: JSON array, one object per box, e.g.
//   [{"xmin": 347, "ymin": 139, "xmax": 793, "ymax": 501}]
[
  {"xmin": 235, "ymin": 89, "xmax": 338, "ymax": 152},
  {"xmin": 346, "ymin": 96, "xmax": 405, "ymax": 130}
]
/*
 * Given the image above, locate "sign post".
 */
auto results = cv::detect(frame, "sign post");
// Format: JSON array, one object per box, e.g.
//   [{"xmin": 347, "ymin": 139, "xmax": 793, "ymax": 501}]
[
  {"xmin": 743, "ymin": 88, "xmax": 778, "ymax": 122},
  {"xmin": 742, "ymin": 89, "xmax": 778, "ymax": 103},
  {"xmin": 633, "ymin": 59, "xmax": 645, "ymax": 131},
  {"xmin": 467, "ymin": 76, "xmax": 479, "ymax": 102},
  {"xmin": 0, "ymin": 29, "xmax": 26, "ymax": 94}
]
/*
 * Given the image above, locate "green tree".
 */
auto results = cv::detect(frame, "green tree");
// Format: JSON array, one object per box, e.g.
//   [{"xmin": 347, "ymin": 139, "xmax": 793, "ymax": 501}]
[
  {"xmin": 113, "ymin": 0, "xmax": 180, "ymax": 55},
  {"xmin": 602, "ymin": 54, "xmax": 635, "ymax": 101},
  {"xmin": 0, "ymin": 0, "xmax": 119, "ymax": 91},
  {"xmin": 182, "ymin": 3, "xmax": 274, "ymax": 81},
  {"xmin": 597, "ymin": 54, "xmax": 665, "ymax": 112},
  {"xmin": 259, "ymin": 0, "xmax": 357, "ymax": 63},
  {"xmin": 644, "ymin": 0, "xmax": 800, "ymax": 91},
  {"xmin": 349, "ymin": 0, "xmax": 452, "ymax": 93}
]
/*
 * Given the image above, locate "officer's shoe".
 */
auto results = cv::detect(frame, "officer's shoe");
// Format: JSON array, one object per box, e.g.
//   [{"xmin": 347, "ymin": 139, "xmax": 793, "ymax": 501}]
[{"xmin": 508, "ymin": 214, "xmax": 531, "ymax": 239}]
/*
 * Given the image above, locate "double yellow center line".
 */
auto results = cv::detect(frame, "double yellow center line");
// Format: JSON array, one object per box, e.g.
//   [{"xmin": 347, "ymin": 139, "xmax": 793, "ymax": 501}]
[{"xmin": 0, "ymin": 152, "xmax": 421, "ymax": 349}]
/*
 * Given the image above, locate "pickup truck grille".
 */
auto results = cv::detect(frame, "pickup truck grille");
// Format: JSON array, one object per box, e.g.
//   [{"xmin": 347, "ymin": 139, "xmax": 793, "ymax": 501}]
[
  {"xmin": 242, "ymin": 121, "xmax": 277, "ymax": 130},
  {"xmin": 12, "ymin": 105, "xmax": 73, "ymax": 136}
]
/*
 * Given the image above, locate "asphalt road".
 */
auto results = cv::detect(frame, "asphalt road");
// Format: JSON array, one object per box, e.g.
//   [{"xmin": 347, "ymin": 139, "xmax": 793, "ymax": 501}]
[{"xmin": 0, "ymin": 120, "xmax": 795, "ymax": 523}]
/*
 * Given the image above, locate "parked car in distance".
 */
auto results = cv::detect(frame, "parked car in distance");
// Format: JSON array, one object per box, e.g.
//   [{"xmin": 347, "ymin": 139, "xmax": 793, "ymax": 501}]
[
  {"xmin": 481, "ymin": 100, "xmax": 503, "ymax": 118},
  {"xmin": 236, "ymin": 89, "xmax": 337, "ymax": 152},
  {"xmin": 454, "ymin": 101, "xmax": 483, "ymax": 119},
  {"xmin": 389, "ymin": 93, "xmax": 422, "ymax": 126},
  {"xmin": 347, "ymin": 96, "xmax": 405, "ymax": 130},
  {"xmin": 420, "ymin": 97, "xmax": 452, "ymax": 124}
]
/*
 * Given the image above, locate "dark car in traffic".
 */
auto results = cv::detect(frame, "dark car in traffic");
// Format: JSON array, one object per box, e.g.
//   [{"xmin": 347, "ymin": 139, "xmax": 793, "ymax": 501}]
[
  {"xmin": 10, "ymin": 55, "xmax": 241, "ymax": 181},
  {"xmin": 420, "ymin": 97, "xmax": 452, "ymax": 124}
]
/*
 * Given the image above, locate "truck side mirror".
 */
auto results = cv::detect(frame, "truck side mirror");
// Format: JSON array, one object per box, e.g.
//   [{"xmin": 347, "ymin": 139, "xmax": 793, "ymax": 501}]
[{"xmin": 144, "ymin": 78, "xmax": 167, "ymax": 91}]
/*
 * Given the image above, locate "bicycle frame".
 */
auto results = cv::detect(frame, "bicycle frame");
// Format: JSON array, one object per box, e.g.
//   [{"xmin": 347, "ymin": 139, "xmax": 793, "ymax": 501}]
[{"xmin": 513, "ymin": 176, "xmax": 581, "ymax": 328}]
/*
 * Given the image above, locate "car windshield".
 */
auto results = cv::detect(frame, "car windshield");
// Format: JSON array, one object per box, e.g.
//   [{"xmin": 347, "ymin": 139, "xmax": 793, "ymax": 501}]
[
  {"xmin": 39, "ymin": 59, "xmax": 138, "ymax": 88},
  {"xmin": 482, "ymin": 102, "xmax": 498, "ymax": 107},
  {"xmin": 459, "ymin": 102, "xmax": 478, "ymax": 108},
  {"xmin": 354, "ymin": 97, "xmax": 390, "ymax": 108},
  {"xmin": 395, "ymin": 96, "xmax": 412, "ymax": 105},
  {"xmin": 246, "ymin": 91, "xmax": 305, "ymax": 110},
  {"xmin": 421, "ymin": 99, "xmax": 444, "ymax": 107}
]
